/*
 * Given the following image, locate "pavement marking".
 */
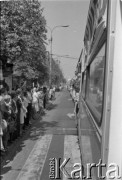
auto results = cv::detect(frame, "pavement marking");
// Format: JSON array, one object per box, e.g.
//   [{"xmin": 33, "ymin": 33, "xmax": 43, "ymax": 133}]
[
  {"xmin": 49, "ymin": 127, "xmax": 77, "ymax": 131},
  {"xmin": 63, "ymin": 135, "xmax": 81, "ymax": 180},
  {"xmin": 16, "ymin": 134, "xmax": 52, "ymax": 180},
  {"xmin": 67, "ymin": 113, "xmax": 75, "ymax": 119},
  {"xmin": 68, "ymin": 98, "xmax": 72, "ymax": 101},
  {"xmin": 45, "ymin": 128, "xmax": 77, "ymax": 135}
]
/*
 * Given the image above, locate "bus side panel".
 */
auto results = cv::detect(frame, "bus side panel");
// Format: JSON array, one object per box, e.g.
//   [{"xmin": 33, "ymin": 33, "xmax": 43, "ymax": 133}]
[
  {"xmin": 78, "ymin": 100, "xmax": 101, "ymax": 179},
  {"xmin": 105, "ymin": 0, "xmax": 122, "ymax": 176}
]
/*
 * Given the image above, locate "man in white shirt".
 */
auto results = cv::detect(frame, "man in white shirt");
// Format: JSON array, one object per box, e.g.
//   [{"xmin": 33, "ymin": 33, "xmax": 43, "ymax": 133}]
[
  {"xmin": 26, "ymin": 88, "xmax": 32, "ymax": 125},
  {"xmin": 32, "ymin": 88, "xmax": 39, "ymax": 112}
]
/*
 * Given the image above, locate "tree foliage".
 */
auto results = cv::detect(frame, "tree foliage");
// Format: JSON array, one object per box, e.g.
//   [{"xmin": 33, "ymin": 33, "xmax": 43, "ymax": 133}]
[
  {"xmin": 0, "ymin": 0, "xmax": 66, "ymax": 88},
  {"xmin": 51, "ymin": 58, "xmax": 66, "ymax": 85},
  {"xmin": 0, "ymin": 0, "xmax": 49, "ymax": 86}
]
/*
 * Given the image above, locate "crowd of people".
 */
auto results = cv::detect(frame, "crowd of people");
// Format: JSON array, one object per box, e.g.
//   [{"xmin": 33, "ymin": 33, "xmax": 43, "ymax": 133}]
[{"xmin": 0, "ymin": 85, "xmax": 56, "ymax": 155}]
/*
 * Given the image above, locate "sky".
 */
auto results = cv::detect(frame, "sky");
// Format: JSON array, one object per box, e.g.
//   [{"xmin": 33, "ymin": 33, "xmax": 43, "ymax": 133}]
[{"xmin": 41, "ymin": 0, "xmax": 90, "ymax": 80}]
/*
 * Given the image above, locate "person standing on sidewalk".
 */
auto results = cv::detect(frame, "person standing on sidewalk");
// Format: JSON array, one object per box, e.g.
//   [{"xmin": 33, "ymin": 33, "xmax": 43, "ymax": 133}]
[
  {"xmin": 74, "ymin": 88, "xmax": 80, "ymax": 120},
  {"xmin": 43, "ymin": 86, "xmax": 48, "ymax": 109},
  {"xmin": 26, "ymin": 88, "xmax": 32, "ymax": 126},
  {"xmin": 0, "ymin": 110, "xmax": 7, "ymax": 153},
  {"xmin": 52, "ymin": 86, "xmax": 56, "ymax": 100},
  {"xmin": 49, "ymin": 86, "xmax": 53, "ymax": 100},
  {"xmin": 23, "ymin": 91, "xmax": 29, "ymax": 129},
  {"xmin": 0, "ymin": 88, "xmax": 7, "ymax": 153},
  {"xmin": 9, "ymin": 91, "xmax": 18, "ymax": 142},
  {"xmin": 20, "ymin": 92, "xmax": 27, "ymax": 135},
  {"xmin": 16, "ymin": 89, "xmax": 22, "ymax": 137},
  {"xmin": 1, "ymin": 94, "xmax": 11, "ymax": 150},
  {"xmin": 32, "ymin": 88, "xmax": 39, "ymax": 113}
]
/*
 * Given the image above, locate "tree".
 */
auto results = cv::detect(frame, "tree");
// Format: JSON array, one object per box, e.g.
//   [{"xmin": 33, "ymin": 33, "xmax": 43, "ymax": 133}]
[
  {"xmin": 51, "ymin": 58, "xmax": 66, "ymax": 85},
  {"xmin": 0, "ymin": 0, "xmax": 49, "ymax": 87}
]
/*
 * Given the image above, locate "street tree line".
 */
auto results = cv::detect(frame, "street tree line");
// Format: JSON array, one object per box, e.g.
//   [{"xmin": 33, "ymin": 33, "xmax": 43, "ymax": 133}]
[{"xmin": 0, "ymin": 0, "xmax": 65, "ymax": 88}]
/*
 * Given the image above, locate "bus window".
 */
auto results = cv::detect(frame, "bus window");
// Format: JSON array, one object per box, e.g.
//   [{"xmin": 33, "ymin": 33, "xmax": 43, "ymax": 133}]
[{"xmin": 86, "ymin": 43, "xmax": 106, "ymax": 125}]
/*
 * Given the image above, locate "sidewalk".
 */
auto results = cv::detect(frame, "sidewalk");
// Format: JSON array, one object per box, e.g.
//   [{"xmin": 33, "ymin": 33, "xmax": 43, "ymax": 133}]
[
  {"xmin": 1, "ymin": 90, "xmax": 82, "ymax": 180},
  {"xmin": 0, "ymin": 92, "xmax": 60, "ymax": 166}
]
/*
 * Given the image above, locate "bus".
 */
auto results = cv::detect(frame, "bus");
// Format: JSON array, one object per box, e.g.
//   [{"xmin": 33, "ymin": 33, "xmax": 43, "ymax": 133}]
[{"xmin": 78, "ymin": 0, "xmax": 122, "ymax": 179}]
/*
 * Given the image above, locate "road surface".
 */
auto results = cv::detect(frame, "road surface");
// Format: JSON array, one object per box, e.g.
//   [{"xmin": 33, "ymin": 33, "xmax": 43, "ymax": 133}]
[{"xmin": 1, "ymin": 89, "xmax": 81, "ymax": 180}]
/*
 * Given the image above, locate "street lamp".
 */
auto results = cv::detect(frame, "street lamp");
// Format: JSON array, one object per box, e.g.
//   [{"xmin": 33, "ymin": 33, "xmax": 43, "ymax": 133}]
[{"xmin": 46, "ymin": 25, "xmax": 69, "ymax": 85}]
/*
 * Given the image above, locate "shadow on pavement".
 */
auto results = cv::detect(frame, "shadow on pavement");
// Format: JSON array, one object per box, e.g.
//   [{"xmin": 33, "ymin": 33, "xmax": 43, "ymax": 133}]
[
  {"xmin": 0, "ymin": 102, "xmax": 58, "ymax": 178},
  {"xmin": 46, "ymin": 102, "xmax": 57, "ymax": 111}
]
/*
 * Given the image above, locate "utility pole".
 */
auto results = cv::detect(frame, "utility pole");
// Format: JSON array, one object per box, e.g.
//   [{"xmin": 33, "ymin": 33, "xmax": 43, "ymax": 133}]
[{"xmin": 46, "ymin": 25, "xmax": 69, "ymax": 86}]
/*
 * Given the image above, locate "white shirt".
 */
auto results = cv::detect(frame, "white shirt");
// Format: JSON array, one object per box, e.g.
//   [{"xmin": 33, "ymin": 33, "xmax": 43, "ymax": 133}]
[
  {"xmin": 32, "ymin": 92, "xmax": 38, "ymax": 103},
  {"xmin": 75, "ymin": 92, "xmax": 79, "ymax": 102}
]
